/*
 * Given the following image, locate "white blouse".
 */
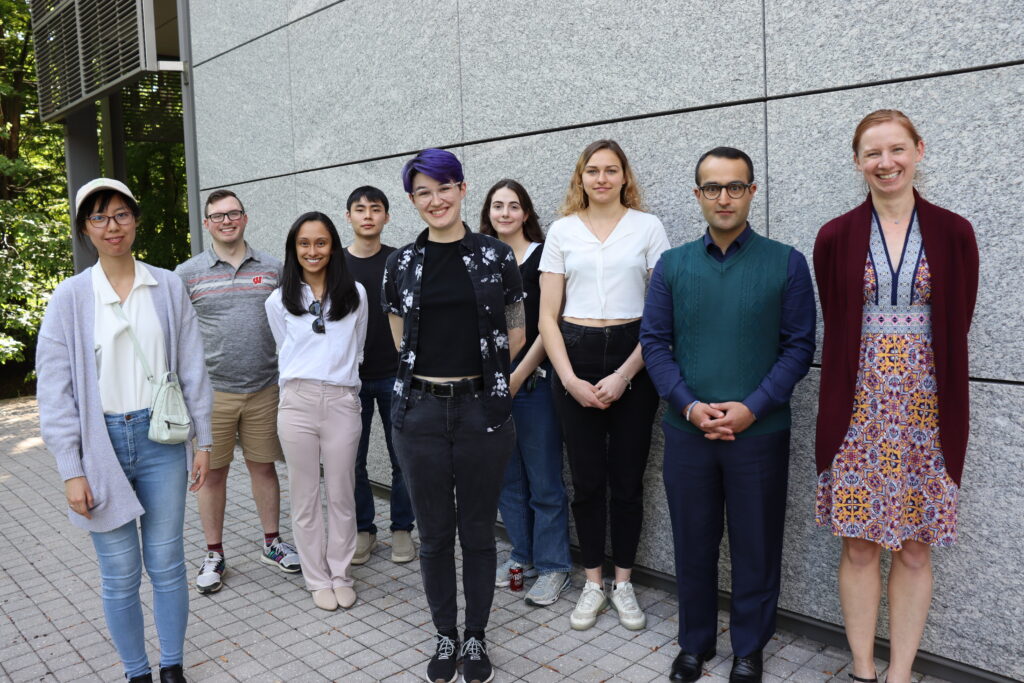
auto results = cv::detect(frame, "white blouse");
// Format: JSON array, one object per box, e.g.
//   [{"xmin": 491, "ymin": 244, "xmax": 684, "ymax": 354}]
[
  {"xmin": 264, "ymin": 282, "xmax": 368, "ymax": 388},
  {"xmin": 540, "ymin": 209, "xmax": 670, "ymax": 319},
  {"xmin": 92, "ymin": 260, "xmax": 167, "ymax": 414}
]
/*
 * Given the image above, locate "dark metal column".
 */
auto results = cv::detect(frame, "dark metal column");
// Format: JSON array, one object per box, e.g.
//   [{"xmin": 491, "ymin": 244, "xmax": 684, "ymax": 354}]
[
  {"xmin": 64, "ymin": 104, "xmax": 101, "ymax": 274},
  {"xmin": 176, "ymin": 0, "xmax": 205, "ymax": 255},
  {"xmin": 100, "ymin": 93, "xmax": 127, "ymax": 181}
]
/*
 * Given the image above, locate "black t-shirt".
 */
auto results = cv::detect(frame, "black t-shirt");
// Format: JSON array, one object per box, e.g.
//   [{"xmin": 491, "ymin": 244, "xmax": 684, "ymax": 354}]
[
  {"xmin": 415, "ymin": 240, "xmax": 483, "ymax": 377},
  {"xmin": 344, "ymin": 245, "xmax": 399, "ymax": 380},
  {"xmin": 516, "ymin": 243, "xmax": 544, "ymax": 365}
]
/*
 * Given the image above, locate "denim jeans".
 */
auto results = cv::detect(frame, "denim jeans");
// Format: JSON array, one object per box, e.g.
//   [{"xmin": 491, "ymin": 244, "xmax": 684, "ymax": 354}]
[
  {"xmin": 551, "ymin": 320, "xmax": 660, "ymax": 569},
  {"xmin": 392, "ymin": 387, "xmax": 515, "ymax": 633},
  {"xmin": 354, "ymin": 376, "xmax": 414, "ymax": 533},
  {"xmin": 91, "ymin": 409, "xmax": 189, "ymax": 679},
  {"xmin": 498, "ymin": 362, "xmax": 572, "ymax": 574}
]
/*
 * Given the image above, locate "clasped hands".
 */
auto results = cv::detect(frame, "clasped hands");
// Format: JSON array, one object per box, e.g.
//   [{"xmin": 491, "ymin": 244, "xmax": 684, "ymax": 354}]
[
  {"xmin": 565, "ymin": 373, "xmax": 628, "ymax": 409},
  {"xmin": 689, "ymin": 401, "xmax": 755, "ymax": 440}
]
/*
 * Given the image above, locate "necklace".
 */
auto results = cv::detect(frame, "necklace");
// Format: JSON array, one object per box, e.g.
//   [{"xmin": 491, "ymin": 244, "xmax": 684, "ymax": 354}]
[{"xmin": 583, "ymin": 206, "xmax": 626, "ymax": 239}]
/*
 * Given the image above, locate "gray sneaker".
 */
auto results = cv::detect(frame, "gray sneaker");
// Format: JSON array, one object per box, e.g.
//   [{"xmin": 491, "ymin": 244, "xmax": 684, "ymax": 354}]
[
  {"xmin": 495, "ymin": 558, "xmax": 537, "ymax": 587},
  {"xmin": 525, "ymin": 571, "xmax": 571, "ymax": 606}
]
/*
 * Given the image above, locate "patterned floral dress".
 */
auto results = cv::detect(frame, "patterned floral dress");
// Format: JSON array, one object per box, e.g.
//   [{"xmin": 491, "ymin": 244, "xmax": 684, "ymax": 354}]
[{"xmin": 816, "ymin": 212, "xmax": 959, "ymax": 550}]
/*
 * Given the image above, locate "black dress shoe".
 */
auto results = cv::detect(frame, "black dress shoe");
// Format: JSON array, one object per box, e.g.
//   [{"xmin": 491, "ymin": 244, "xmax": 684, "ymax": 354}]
[
  {"xmin": 729, "ymin": 650, "xmax": 763, "ymax": 682},
  {"xmin": 159, "ymin": 665, "xmax": 187, "ymax": 683},
  {"xmin": 127, "ymin": 674, "xmax": 153, "ymax": 683},
  {"xmin": 670, "ymin": 647, "xmax": 716, "ymax": 682}
]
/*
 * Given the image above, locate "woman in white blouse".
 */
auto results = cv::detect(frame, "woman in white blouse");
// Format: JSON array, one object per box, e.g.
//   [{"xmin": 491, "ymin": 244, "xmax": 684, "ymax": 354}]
[
  {"xmin": 264, "ymin": 211, "xmax": 367, "ymax": 612},
  {"xmin": 539, "ymin": 140, "xmax": 670, "ymax": 632},
  {"xmin": 37, "ymin": 178, "xmax": 212, "ymax": 683}
]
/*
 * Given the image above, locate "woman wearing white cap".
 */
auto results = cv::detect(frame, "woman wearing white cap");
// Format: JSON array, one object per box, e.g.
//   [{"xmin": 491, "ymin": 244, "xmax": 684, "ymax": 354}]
[{"xmin": 36, "ymin": 178, "xmax": 213, "ymax": 683}]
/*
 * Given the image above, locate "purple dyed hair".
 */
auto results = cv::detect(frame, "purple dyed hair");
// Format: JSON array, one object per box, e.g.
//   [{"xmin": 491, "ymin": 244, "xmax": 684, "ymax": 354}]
[{"xmin": 401, "ymin": 148, "xmax": 465, "ymax": 193}]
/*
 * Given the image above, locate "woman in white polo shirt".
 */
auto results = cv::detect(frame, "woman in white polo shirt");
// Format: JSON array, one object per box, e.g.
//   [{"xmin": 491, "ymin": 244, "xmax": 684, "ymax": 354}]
[
  {"xmin": 539, "ymin": 139, "xmax": 670, "ymax": 632},
  {"xmin": 265, "ymin": 211, "xmax": 367, "ymax": 612}
]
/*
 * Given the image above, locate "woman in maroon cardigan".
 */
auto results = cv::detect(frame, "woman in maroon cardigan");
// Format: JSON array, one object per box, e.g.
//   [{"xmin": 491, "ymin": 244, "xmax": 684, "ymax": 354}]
[{"xmin": 814, "ymin": 110, "xmax": 978, "ymax": 683}]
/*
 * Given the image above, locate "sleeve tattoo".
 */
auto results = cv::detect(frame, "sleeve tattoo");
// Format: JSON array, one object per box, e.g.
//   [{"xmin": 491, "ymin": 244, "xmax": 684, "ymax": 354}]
[{"xmin": 505, "ymin": 300, "xmax": 525, "ymax": 331}]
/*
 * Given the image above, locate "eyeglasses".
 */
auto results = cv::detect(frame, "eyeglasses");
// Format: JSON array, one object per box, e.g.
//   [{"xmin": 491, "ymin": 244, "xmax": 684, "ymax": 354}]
[
  {"xmin": 697, "ymin": 182, "xmax": 753, "ymax": 200},
  {"xmin": 206, "ymin": 210, "xmax": 245, "ymax": 222},
  {"xmin": 411, "ymin": 183, "xmax": 460, "ymax": 204},
  {"xmin": 87, "ymin": 211, "xmax": 134, "ymax": 227},
  {"xmin": 308, "ymin": 300, "xmax": 325, "ymax": 334}
]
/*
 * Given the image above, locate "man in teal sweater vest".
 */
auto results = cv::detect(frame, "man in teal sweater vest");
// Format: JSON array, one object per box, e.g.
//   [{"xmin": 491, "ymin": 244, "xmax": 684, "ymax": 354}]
[{"xmin": 640, "ymin": 148, "xmax": 815, "ymax": 683}]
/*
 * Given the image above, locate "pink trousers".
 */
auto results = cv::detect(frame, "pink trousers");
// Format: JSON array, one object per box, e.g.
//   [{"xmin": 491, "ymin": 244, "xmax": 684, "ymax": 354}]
[{"xmin": 277, "ymin": 379, "xmax": 361, "ymax": 591}]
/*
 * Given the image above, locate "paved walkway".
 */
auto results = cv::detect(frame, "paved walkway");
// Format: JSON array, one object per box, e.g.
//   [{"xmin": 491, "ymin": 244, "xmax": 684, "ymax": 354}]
[{"xmin": 1, "ymin": 397, "xmax": 950, "ymax": 682}]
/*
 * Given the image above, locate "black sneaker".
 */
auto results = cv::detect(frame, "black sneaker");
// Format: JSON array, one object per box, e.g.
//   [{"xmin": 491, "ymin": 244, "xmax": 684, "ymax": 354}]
[
  {"xmin": 459, "ymin": 636, "xmax": 493, "ymax": 683},
  {"xmin": 426, "ymin": 632, "xmax": 459, "ymax": 683}
]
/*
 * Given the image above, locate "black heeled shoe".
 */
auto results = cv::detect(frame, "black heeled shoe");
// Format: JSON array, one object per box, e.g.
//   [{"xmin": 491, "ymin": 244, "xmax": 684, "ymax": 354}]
[
  {"xmin": 127, "ymin": 674, "xmax": 153, "ymax": 683},
  {"xmin": 848, "ymin": 673, "xmax": 879, "ymax": 683}
]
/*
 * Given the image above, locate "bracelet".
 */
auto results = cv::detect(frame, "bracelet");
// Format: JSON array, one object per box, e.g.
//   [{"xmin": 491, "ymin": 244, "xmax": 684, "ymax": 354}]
[
  {"xmin": 613, "ymin": 370, "xmax": 632, "ymax": 389},
  {"xmin": 685, "ymin": 401, "xmax": 700, "ymax": 422}
]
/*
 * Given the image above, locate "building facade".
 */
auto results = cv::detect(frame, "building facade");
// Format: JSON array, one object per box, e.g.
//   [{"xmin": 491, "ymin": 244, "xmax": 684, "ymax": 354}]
[{"xmin": 186, "ymin": 2, "xmax": 1024, "ymax": 679}]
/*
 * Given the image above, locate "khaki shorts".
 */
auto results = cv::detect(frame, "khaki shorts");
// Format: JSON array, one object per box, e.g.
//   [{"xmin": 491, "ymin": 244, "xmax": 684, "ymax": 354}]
[{"xmin": 210, "ymin": 384, "xmax": 284, "ymax": 469}]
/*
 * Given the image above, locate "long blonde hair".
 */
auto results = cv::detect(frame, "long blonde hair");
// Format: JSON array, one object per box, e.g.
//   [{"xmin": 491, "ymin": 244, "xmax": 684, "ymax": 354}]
[{"xmin": 559, "ymin": 139, "xmax": 646, "ymax": 216}]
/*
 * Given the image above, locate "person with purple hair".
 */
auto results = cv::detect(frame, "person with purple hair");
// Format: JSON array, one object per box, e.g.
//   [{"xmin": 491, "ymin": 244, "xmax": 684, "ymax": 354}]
[{"xmin": 383, "ymin": 148, "xmax": 525, "ymax": 683}]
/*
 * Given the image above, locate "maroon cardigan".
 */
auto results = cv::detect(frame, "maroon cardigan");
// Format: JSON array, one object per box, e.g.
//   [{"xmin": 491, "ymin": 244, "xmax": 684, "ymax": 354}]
[{"xmin": 813, "ymin": 191, "xmax": 978, "ymax": 486}]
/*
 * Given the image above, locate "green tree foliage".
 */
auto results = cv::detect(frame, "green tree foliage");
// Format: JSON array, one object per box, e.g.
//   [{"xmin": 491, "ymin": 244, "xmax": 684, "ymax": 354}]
[
  {"xmin": 1, "ymin": 2, "xmax": 191, "ymax": 396},
  {"xmin": 127, "ymin": 139, "xmax": 191, "ymax": 270},
  {"xmin": 1, "ymin": 0, "xmax": 73, "ymax": 389}
]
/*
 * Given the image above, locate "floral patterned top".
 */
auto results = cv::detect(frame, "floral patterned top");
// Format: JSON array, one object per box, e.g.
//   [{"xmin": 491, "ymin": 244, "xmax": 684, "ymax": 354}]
[{"xmin": 382, "ymin": 224, "xmax": 524, "ymax": 430}]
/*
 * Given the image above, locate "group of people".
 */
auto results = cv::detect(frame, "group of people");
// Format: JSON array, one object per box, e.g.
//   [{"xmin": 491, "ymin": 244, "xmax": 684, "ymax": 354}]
[{"xmin": 37, "ymin": 108, "xmax": 977, "ymax": 683}]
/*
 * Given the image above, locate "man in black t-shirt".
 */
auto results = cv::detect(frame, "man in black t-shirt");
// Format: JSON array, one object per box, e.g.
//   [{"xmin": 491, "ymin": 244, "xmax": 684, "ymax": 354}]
[{"xmin": 342, "ymin": 186, "xmax": 415, "ymax": 567}]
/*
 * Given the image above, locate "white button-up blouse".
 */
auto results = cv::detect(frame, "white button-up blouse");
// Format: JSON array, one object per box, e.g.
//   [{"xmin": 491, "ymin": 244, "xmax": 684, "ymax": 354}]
[{"xmin": 539, "ymin": 209, "xmax": 670, "ymax": 319}]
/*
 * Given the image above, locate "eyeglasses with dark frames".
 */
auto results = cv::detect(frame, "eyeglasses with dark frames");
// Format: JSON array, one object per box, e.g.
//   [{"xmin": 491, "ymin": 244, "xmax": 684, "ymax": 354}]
[
  {"xmin": 206, "ymin": 210, "xmax": 246, "ymax": 223},
  {"xmin": 87, "ymin": 211, "xmax": 134, "ymax": 227},
  {"xmin": 308, "ymin": 300, "xmax": 325, "ymax": 334},
  {"xmin": 697, "ymin": 182, "xmax": 753, "ymax": 200}
]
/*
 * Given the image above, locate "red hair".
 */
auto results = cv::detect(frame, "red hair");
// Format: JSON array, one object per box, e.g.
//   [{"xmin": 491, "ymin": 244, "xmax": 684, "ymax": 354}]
[{"xmin": 852, "ymin": 109, "xmax": 922, "ymax": 156}]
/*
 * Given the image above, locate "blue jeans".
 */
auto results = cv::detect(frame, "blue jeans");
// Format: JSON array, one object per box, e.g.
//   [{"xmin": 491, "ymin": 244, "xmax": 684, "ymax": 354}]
[
  {"xmin": 354, "ymin": 377, "xmax": 414, "ymax": 533},
  {"xmin": 498, "ymin": 364, "xmax": 572, "ymax": 574},
  {"xmin": 91, "ymin": 409, "xmax": 189, "ymax": 679}
]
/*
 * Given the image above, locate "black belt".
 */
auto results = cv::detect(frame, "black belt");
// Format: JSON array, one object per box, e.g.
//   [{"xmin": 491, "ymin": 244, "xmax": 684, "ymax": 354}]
[{"xmin": 410, "ymin": 376, "xmax": 484, "ymax": 398}]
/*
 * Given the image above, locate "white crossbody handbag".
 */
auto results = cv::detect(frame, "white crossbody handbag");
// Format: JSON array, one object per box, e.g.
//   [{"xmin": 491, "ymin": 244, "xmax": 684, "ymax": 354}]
[{"xmin": 115, "ymin": 304, "xmax": 192, "ymax": 444}]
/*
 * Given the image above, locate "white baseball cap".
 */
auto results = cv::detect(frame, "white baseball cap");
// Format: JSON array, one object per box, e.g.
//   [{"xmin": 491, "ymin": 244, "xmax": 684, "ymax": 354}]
[{"xmin": 74, "ymin": 178, "xmax": 137, "ymax": 216}]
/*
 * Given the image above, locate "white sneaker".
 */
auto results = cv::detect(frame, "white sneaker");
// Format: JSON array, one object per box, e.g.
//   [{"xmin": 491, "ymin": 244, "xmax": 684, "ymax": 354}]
[
  {"xmin": 569, "ymin": 580, "xmax": 607, "ymax": 630},
  {"xmin": 610, "ymin": 581, "xmax": 646, "ymax": 630},
  {"xmin": 195, "ymin": 551, "xmax": 225, "ymax": 594}
]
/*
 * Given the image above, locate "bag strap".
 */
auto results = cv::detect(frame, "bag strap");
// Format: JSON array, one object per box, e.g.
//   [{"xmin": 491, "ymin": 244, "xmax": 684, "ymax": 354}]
[{"xmin": 113, "ymin": 303, "xmax": 155, "ymax": 382}]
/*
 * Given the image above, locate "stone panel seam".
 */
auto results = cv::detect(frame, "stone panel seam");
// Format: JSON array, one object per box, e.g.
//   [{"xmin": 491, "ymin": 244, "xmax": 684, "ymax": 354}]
[
  {"xmin": 191, "ymin": 0, "xmax": 348, "ymax": 68},
  {"xmin": 199, "ymin": 59, "xmax": 1024, "ymax": 192},
  {"xmin": 456, "ymin": 0, "xmax": 466, "ymax": 145},
  {"xmin": 761, "ymin": 0, "xmax": 769, "ymax": 239}
]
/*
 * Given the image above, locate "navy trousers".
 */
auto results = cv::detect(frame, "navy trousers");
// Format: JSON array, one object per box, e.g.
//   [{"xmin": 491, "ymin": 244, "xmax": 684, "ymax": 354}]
[{"xmin": 662, "ymin": 421, "xmax": 790, "ymax": 658}]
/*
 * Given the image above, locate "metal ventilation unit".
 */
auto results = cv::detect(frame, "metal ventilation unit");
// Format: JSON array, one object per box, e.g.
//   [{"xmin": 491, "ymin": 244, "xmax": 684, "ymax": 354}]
[{"xmin": 30, "ymin": 0, "xmax": 174, "ymax": 123}]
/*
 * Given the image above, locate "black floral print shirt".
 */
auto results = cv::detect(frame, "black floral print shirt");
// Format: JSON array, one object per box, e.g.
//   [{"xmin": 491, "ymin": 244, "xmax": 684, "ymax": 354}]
[{"xmin": 382, "ymin": 224, "xmax": 524, "ymax": 430}]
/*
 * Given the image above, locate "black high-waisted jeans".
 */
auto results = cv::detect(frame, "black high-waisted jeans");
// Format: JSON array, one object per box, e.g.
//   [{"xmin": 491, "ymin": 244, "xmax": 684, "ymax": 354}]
[
  {"xmin": 392, "ymin": 386, "xmax": 515, "ymax": 633},
  {"xmin": 551, "ymin": 320, "xmax": 660, "ymax": 569}
]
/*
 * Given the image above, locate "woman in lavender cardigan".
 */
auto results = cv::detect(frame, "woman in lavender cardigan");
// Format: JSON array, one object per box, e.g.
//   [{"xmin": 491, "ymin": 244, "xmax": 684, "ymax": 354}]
[{"xmin": 36, "ymin": 178, "xmax": 213, "ymax": 683}]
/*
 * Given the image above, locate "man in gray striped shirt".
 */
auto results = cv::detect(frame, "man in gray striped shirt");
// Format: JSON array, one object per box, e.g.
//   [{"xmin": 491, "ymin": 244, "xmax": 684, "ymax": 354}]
[{"xmin": 175, "ymin": 189, "xmax": 300, "ymax": 594}]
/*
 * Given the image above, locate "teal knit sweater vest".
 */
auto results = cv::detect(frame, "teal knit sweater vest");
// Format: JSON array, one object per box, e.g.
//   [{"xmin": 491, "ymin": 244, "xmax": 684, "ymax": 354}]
[{"xmin": 660, "ymin": 231, "xmax": 792, "ymax": 436}]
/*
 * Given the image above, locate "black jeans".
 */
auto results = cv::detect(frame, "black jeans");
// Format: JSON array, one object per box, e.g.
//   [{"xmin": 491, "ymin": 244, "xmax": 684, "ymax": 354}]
[
  {"xmin": 392, "ymin": 387, "xmax": 515, "ymax": 633},
  {"xmin": 552, "ymin": 320, "xmax": 659, "ymax": 569}
]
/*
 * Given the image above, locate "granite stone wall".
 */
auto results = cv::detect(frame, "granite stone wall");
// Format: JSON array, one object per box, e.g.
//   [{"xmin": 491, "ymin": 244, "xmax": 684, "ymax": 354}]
[{"xmin": 187, "ymin": 1, "xmax": 1024, "ymax": 678}]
